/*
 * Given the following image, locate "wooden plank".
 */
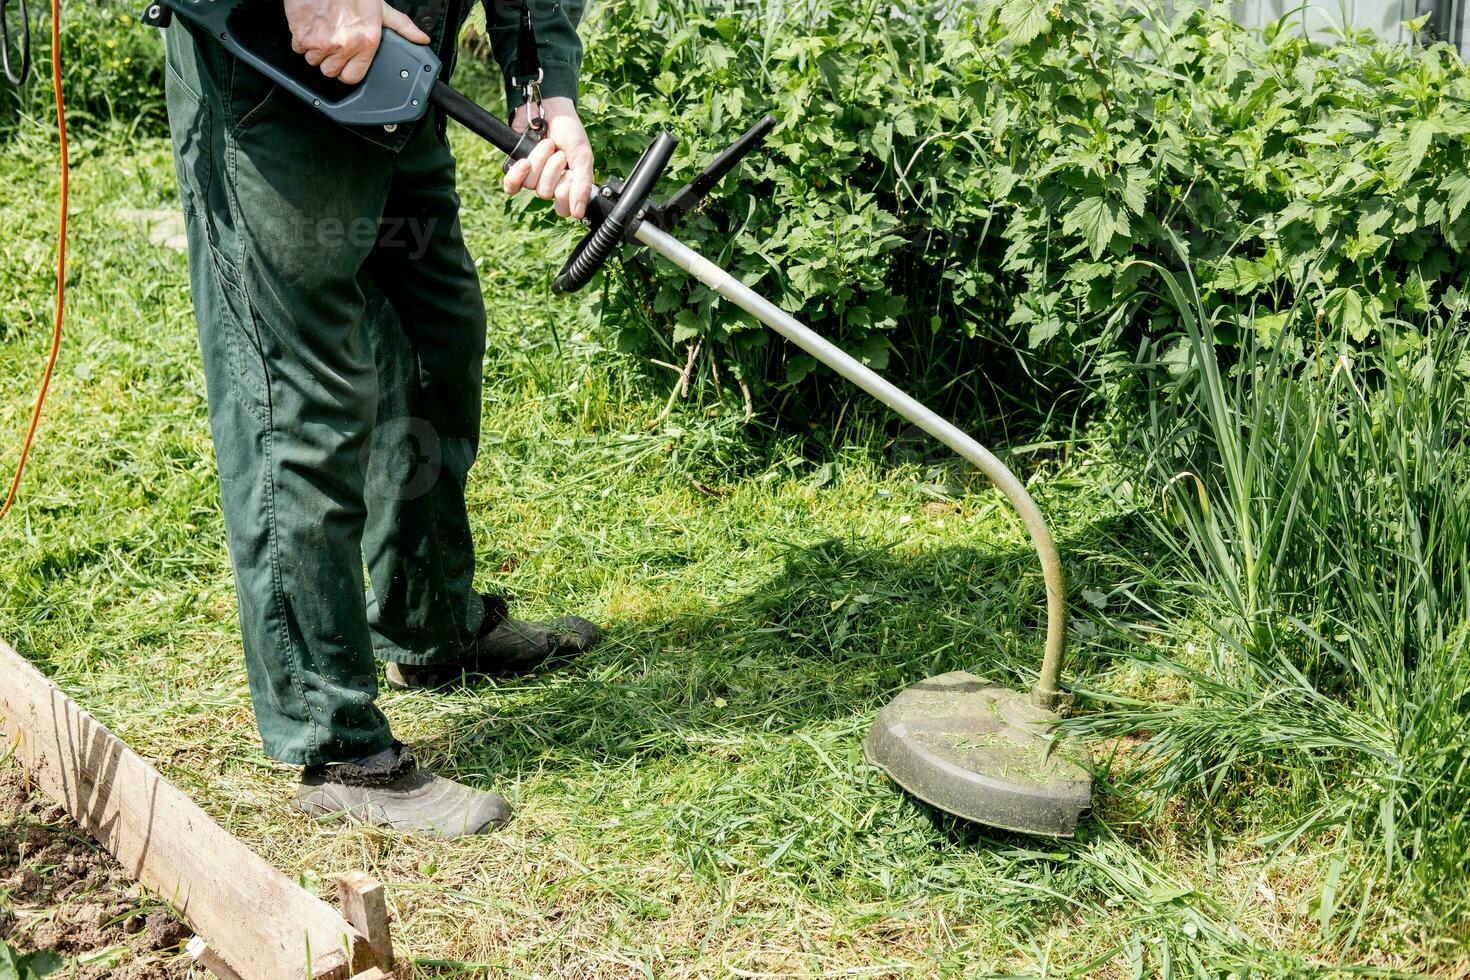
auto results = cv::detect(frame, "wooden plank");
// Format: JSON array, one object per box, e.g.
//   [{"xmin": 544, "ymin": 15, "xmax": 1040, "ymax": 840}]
[
  {"xmin": 337, "ymin": 871, "xmax": 395, "ymax": 973},
  {"xmin": 0, "ymin": 638, "xmax": 373, "ymax": 980},
  {"xmin": 186, "ymin": 936, "xmax": 246, "ymax": 980}
]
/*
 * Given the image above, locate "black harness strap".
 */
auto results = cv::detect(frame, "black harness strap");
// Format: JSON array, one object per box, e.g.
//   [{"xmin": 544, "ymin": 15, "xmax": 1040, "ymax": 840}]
[
  {"xmin": 495, "ymin": 0, "xmax": 545, "ymax": 148},
  {"xmin": 504, "ymin": 0, "xmax": 541, "ymax": 90}
]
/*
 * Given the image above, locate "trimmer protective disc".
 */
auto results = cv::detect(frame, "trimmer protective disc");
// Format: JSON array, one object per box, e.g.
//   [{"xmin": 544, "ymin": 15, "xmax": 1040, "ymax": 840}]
[{"xmin": 864, "ymin": 671, "xmax": 1092, "ymax": 836}]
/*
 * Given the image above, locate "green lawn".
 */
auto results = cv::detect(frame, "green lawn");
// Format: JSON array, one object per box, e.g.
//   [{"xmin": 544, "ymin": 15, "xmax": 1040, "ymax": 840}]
[{"xmin": 0, "ymin": 129, "xmax": 1439, "ymax": 977}]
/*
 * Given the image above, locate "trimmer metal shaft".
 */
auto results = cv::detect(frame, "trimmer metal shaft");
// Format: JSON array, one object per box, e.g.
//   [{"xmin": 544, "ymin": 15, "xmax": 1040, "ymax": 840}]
[{"xmin": 633, "ymin": 223, "xmax": 1069, "ymax": 708}]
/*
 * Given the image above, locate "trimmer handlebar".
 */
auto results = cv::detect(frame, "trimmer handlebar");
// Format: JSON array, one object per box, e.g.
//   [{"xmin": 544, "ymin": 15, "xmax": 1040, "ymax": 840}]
[
  {"xmin": 553, "ymin": 116, "xmax": 777, "ymax": 293},
  {"xmin": 151, "ymin": 1, "xmax": 441, "ymax": 127},
  {"xmin": 148, "ymin": 0, "xmax": 777, "ymax": 295}
]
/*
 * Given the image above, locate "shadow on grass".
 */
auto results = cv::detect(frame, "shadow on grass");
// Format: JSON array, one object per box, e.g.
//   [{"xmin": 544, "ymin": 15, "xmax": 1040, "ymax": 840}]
[{"xmin": 414, "ymin": 531, "xmax": 1120, "ymax": 778}]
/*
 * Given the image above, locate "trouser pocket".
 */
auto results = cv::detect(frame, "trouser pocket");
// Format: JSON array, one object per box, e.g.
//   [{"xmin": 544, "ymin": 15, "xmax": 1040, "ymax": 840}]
[{"xmin": 164, "ymin": 55, "xmax": 212, "ymax": 222}]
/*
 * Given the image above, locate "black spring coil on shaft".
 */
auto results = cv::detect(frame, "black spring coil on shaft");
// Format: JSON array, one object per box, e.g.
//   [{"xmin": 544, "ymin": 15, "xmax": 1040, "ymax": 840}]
[
  {"xmin": 0, "ymin": 0, "xmax": 29, "ymax": 87},
  {"xmin": 555, "ymin": 206, "xmax": 627, "ymax": 293},
  {"xmin": 552, "ymin": 131, "xmax": 679, "ymax": 294}
]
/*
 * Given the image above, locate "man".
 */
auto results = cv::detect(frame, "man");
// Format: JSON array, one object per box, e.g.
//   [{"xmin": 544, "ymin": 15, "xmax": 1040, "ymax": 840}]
[{"xmin": 163, "ymin": 0, "xmax": 599, "ymax": 838}]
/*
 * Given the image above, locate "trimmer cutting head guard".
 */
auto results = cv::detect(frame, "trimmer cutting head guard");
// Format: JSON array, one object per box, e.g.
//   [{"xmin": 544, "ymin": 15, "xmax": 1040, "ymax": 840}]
[{"xmin": 864, "ymin": 671, "xmax": 1092, "ymax": 836}]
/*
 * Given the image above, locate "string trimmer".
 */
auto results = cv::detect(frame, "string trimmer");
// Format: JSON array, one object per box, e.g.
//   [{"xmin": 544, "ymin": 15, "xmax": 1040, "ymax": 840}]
[{"xmin": 15, "ymin": 0, "xmax": 1093, "ymax": 836}]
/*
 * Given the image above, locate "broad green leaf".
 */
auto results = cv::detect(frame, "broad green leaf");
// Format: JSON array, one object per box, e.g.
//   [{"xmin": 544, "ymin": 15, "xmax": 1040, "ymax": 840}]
[
  {"xmin": 990, "ymin": 165, "xmax": 1020, "ymax": 199},
  {"xmin": 1210, "ymin": 258, "xmax": 1274, "ymax": 292},
  {"xmin": 1356, "ymin": 201, "xmax": 1392, "ymax": 238},
  {"xmin": 1443, "ymin": 171, "xmax": 1470, "ymax": 222},
  {"xmin": 1121, "ymin": 167, "xmax": 1150, "ymax": 215},
  {"xmin": 1064, "ymin": 197, "xmax": 1129, "ymax": 260},
  {"xmin": 785, "ymin": 354, "xmax": 816, "ymax": 385},
  {"xmin": 855, "ymin": 334, "xmax": 891, "ymax": 368},
  {"xmin": 672, "ymin": 309, "xmax": 705, "ymax": 343},
  {"xmin": 1437, "ymin": 107, "xmax": 1470, "ymax": 134},
  {"xmin": 1000, "ymin": 0, "xmax": 1051, "ymax": 46},
  {"xmin": 1028, "ymin": 311, "xmax": 1063, "ymax": 347},
  {"xmin": 1252, "ymin": 311, "xmax": 1290, "ymax": 346},
  {"xmin": 1325, "ymin": 286, "xmax": 1378, "ymax": 342},
  {"xmin": 871, "ymin": 121, "xmax": 893, "ymax": 164},
  {"xmin": 1387, "ymin": 118, "xmax": 1438, "ymax": 185},
  {"xmin": 19, "ymin": 952, "xmax": 63, "ymax": 980}
]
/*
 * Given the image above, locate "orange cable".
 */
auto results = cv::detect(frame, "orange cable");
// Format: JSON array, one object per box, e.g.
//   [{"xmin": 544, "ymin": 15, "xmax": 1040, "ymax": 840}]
[{"xmin": 0, "ymin": 0, "xmax": 66, "ymax": 523}]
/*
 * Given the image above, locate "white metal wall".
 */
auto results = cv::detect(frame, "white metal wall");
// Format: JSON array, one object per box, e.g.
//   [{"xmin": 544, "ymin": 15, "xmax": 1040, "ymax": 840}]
[{"xmin": 1229, "ymin": 0, "xmax": 1444, "ymax": 46}]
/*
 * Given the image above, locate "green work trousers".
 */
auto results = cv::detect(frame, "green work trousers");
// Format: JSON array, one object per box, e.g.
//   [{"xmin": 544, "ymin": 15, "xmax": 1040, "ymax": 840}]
[{"xmin": 165, "ymin": 22, "xmax": 487, "ymax": 765}]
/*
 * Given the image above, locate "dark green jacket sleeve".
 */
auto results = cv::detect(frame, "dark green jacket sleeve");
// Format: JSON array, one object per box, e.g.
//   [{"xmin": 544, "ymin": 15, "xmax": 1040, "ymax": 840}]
[{"xmin": 486, "ymin": 0, "xmax": 585, "ymax": 113}]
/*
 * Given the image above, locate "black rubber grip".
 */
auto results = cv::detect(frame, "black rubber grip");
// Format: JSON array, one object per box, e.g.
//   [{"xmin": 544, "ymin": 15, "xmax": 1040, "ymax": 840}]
[{"xmin": 553, "ymin": 131, "xmax": 678, "ymax": 295}]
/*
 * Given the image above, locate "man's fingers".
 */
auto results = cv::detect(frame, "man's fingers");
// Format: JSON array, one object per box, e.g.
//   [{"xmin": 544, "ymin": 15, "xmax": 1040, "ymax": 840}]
[
  {"xmin": 502, "ymin": 104, "xmax": 598, "ymax": 219},
  {"xmin": 319, "ymin": 50, "xmax": 351, "ymax": 78},
  {"xmin": 559, "ymin": 172, "xmax": 593, "ymax": 221},
  {"xmin": 503, "ymin": 158, "xmax": 532, "ymax": 196},
  {"xmin": 519, "ymin": 139, "xmax": 557, "ymax": 191},
  {"xmin": 568, "ymin": 175, "xmax": 593, "ymax": 221},
  {"xmin": 568, "ymin": 151, "xmax": 595, "ymax": 191},
  {"xmin": 291, "ymin": 35, "xmax": 308, "ymax": 55},
  {"xmin": 338, "ymin": 50, "xmax": 376, "ymax": 85},
  {"xmin": 566, "ymin": 150, "xmax": 595, "ymax": 220},
  {"xmin": 536, "ymin": 152, "xmax": 568, "ymax": 199},
  {"xmin": 381, "ymin": 3, "xmax": 431, "ymax": 44}
]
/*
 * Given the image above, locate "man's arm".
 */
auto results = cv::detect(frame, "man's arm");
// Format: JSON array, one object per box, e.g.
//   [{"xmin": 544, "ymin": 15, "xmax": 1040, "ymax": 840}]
[
  {"xmin": 487, "ymin": 0, "xmax": 585, "ymax": 112},
  {"xmin": 285, "ymin": 0, "xmax": 430, "ymax": 85}
]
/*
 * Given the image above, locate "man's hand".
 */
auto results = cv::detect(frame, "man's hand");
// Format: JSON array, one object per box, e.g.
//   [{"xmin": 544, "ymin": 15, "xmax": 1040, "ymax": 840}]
[
  {"xmin": 503, "ymin": 98, "xmax": 595, "ymax": 221},
  {"xmin": 285, "ymin": 0, "xmax": 430, "ymax": 86}
]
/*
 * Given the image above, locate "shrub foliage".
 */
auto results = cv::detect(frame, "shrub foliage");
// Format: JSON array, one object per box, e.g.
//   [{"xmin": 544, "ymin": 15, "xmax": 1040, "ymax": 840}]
[{"xmin": 580, "ymin": 0, "xmax": 1470, "ymax": 396}]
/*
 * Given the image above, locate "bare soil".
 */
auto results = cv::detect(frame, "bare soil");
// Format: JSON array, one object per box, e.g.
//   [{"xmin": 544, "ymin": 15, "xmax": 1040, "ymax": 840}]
[{"xmin": 0, "ymin": 762, "xmax": 191, "ymax": 979}]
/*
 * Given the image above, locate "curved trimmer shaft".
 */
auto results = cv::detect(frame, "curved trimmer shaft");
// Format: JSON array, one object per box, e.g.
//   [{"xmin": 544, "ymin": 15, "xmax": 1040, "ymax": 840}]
[{"xmin": 634, "ymin": 224, "xmax": 1069, "ymax": 709}]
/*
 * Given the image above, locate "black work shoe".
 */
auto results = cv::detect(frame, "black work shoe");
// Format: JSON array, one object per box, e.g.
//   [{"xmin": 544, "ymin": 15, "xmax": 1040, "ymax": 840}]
[
  {"xmin": 384, "ymin": 594, "xmax": 601, "ymax": 691},
  {"xmin": 293, "ymin": 743, "xmax": 509, "ymax": 838}
]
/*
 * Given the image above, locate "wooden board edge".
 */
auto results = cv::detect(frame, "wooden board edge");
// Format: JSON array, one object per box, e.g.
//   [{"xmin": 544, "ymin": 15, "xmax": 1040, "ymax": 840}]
[{"xmin": 0, "ymin": 637, "xmax": 376, "ymax": 979}]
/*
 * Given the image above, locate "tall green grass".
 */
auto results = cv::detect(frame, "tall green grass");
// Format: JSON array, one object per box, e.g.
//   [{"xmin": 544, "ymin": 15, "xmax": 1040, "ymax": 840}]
[
  {"xmin": 0, "ymin": 2, "xmax": 166, "ymax": 138},
  {"xmin": 1081, "ymin": 261, "xmax": 1470, "ymax": 952}
]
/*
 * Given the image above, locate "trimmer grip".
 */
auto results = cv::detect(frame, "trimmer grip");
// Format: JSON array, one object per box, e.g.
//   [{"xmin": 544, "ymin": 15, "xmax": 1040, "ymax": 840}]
[{"xmin": 159, "ymin": 0, "xmax": 441, "ymax": 127}]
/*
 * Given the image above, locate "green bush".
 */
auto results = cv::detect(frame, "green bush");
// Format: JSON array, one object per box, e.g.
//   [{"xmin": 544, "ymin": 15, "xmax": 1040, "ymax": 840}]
[
  {"xmin": 577, "ymin": 0, "xmax": 993, "ymax": 404},
  {"xmin": 1, "ymin": 1, "xmax": 166, "ymax": 137},
  {"xmin": 577, "ymin": 0, "xmax": 1470, "ymax": 403}
]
